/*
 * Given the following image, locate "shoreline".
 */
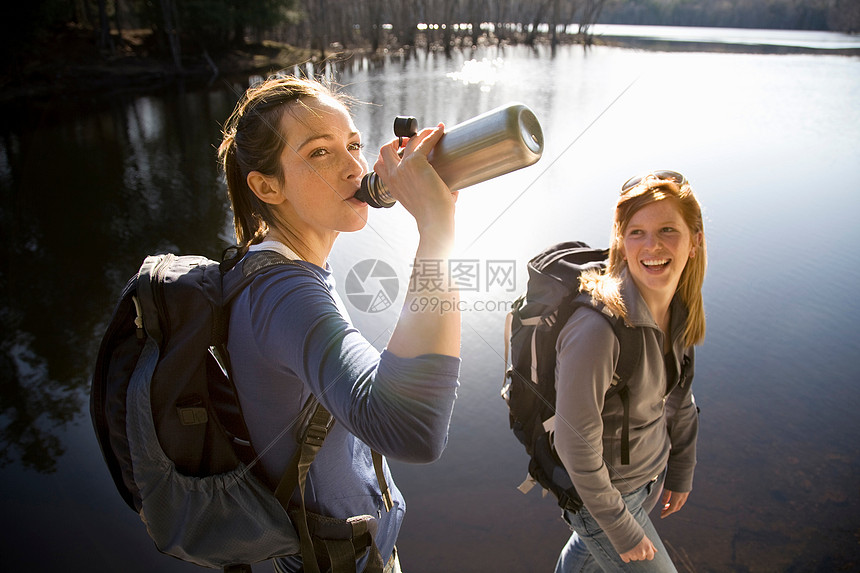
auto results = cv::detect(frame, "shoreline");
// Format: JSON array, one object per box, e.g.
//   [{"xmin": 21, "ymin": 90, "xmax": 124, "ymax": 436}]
[
  {"xmin": 2, "ymin": 31, "xmax": 858, "ymax": 107},
  {"xmin": 597, "ymin": 35, "xmax": 860, "ymax": 56}
]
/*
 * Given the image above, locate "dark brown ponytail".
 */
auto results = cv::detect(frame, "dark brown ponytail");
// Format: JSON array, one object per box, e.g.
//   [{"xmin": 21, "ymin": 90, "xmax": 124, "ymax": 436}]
[{"xmin": 217, "ymin": 75, "xmax": 341, "ymax": 247}]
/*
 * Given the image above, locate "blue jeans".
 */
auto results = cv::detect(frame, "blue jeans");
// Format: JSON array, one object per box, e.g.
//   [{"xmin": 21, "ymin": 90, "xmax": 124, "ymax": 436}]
[{"xmin": 554, "ymin": 471, "xmax": 677, "ymax": 573}]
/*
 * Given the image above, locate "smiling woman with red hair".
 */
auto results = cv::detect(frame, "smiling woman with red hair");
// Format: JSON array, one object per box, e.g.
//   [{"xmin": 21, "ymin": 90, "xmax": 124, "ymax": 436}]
[{"xmin": 554, "ymin": 171, "xmax": 707, "ymax": 572}]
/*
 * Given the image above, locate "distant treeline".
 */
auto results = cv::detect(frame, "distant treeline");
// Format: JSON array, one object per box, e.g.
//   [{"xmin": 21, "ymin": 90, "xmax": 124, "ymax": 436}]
[
  {"xmin": 599, "ymin": 0, "xmax": 860, "ymax": 32},
  {"xmin": 3, "ymin": 0, "xmax": 858, "ymax": 76}
]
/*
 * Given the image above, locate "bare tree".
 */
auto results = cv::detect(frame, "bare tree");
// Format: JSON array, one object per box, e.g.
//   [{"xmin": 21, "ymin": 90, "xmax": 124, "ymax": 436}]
[
  {"xmin": 467, "ymin": 0, "xmax": 485, "ymax": 46},
  {"xmin": 157, "ymin": 0, "xmax": 183, "ymax": 71},
  {"xmin": 301, "ymin": 0, "xmax": 328, "ymax": 59},
  {"xmin": 524, "ymin": 0, "xmax": 552, "ymax": 46},
  {"xmin": 96, "ymin": 0, "xmax": 114, "ymax": 51},
  {"xmin": 391, "ymin": 0, "xmax": 420, "ymax": 47}
]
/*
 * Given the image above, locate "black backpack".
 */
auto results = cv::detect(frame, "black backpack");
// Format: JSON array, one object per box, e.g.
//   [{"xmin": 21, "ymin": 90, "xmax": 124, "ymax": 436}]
[
  {"xmin": 502, "ymin": 241, "xmax": 642, "ymax": 512},
  {"xmin": 90, "ymin": 249, "xmax": 389, "ymax": 572}
]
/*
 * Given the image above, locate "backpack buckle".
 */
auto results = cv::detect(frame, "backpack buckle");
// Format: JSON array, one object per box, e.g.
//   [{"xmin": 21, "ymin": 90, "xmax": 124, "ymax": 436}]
[
  {"xmin": 304, "ymin": 423, "xmax": 330, "ymax": 446},
  {"xmin": 176, "ymin": 397, "xmax": 209, "ymax": 426},
  {"xmin": 302, "ymin": 404, "xmax": 335, "ymax": 446}
]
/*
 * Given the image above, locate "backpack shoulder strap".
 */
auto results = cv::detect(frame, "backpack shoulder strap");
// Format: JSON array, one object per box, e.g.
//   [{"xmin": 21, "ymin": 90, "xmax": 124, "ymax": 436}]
[
  {"xmin": 214, "ymin": 250, "xmax": 323, "ymax": 360},
  {"xmin": 555, "ymin": 297, "xmax": 641, "ymax": 393},
  {"xmin": 207, "ymin": 250, "xmax": 305, "ymax": 466},
  {"xmin": 563, "ymin": 299, "xmax": 641, "ymax": 466},
  {"xmin": 274, "ymin": 396, "xmax": 388, "ymax": 573},
  {"xmin": 223, "ymin": 250, "xmax": 390, "ymax": 571},
  {"xmin": 608, "ymin": 316, "xmax": 641, "ymax": 391},
  {"xmin": 221, "ymin": 249, "xmax": 308, "ymax": 302},
  {"xmin": 275, "ymin": 396, "xmax": 334, "ymax": 573},
  {"xmin": 274, "ymin": 396, "xmax": 334, "ymax": 508},
  {"xmin": 608, "ymin": 318, "xmax": 640, "ymax": 466}
]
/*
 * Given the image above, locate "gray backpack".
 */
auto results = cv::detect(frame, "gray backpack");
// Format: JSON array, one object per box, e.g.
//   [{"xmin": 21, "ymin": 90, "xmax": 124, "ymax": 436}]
[
  {"xmin": 90, "ymin": 249, "xmax": 388, "ymax": 572},
  {"xmin": 502, "ymin": 241, "xmax": 691, "ymax": 512}
]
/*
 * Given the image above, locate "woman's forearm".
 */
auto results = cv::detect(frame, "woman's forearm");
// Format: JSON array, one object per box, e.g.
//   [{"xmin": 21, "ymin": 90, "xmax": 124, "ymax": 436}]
[{"xmin": 386, "ymin": 217, "xmax": 460, "ymax": 358}]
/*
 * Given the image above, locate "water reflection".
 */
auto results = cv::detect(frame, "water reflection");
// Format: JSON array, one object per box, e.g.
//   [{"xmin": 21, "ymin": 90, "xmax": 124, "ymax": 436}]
[
  {"xmin": 0, "ymin": 86, "xmax": 239, "ymax": 473},
  {"xmin": 1, "ymin": 37, "xmax": 859, "ymax": 571}
]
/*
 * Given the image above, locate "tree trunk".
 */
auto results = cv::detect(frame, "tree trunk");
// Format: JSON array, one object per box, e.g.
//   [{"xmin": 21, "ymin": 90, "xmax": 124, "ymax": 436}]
[
  {"xmin": 469, "ymin": 0, "xmax": 482, "ymax": 46},
  {"xmin": 159, "ymin": 0, "xmax": 183, "ymax": 72},
  {"xmin": 97, "ymin": 0, "xmax": 113, "ymax": 52},
  {"xmin": 113, "ymin": 0, "xmax": 124, "ymax": 41},
  {"xmin": 578, "ymin": 0, "xmax": 607, "ymax": 42},
  {"xmin": 525, "ymin": 0, "xmax": 550, "ymax": 46}
]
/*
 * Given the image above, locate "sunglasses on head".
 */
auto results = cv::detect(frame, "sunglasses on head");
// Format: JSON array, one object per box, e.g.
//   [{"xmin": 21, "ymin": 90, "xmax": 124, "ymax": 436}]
[{"xmin": 621, "ymin": 170, "xmax": 687, "ymax": 193}]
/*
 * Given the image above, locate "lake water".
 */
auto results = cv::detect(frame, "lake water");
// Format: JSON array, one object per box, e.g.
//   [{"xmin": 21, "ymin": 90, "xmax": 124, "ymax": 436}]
[{"xmin": 1, "ymin": 27, "xmax": 859, "ymax": 572}]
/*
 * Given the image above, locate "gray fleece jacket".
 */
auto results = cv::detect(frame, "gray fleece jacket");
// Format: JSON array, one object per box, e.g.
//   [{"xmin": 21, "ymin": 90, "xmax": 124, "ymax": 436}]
[{"xmin": 554, "ymin": 270, "xmax": 698, "ymax": 554}]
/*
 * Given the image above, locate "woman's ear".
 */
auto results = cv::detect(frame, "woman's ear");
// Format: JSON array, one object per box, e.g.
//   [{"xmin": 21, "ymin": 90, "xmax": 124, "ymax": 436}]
[
  {"xmin": 690, "ymin": 231, "xmax": 703, "ymax": 258},
  {"xmin": 247, "ymin": 171, "xmax": 285, "ymax": 205}
]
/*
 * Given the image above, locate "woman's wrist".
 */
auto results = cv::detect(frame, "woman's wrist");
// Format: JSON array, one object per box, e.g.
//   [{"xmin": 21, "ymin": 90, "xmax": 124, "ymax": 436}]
[{"xmin": 415, "ymin": 215, "xmax": 455, "ymax": 255}]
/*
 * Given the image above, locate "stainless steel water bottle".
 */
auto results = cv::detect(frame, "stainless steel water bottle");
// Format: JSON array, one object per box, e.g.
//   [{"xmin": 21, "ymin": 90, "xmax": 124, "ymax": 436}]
[{"xmin": 356, "ymin": 102, "xmax": 544, "ymax": 208}]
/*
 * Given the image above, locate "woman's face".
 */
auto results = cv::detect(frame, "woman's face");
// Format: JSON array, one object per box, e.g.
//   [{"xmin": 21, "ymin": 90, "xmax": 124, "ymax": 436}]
[
  {"xmin": 620, "ymin": 198, "xmax": 699, "ymax": 303},
  {"xmin": 274, "ymin": 95, "xmax": 369, "ymax": 239}
]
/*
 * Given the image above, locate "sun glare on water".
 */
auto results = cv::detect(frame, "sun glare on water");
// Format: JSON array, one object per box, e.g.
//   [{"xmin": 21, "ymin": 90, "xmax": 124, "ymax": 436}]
[{"xmin": 446, "ymin": 58, "xmax": 505, "ymax": 92}]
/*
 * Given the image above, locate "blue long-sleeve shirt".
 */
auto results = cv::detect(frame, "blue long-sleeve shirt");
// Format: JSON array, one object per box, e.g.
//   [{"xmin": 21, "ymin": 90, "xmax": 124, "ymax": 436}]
[{"xmin": 227, "ymin": 245, "xmax": 460, "ymax": 569}]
